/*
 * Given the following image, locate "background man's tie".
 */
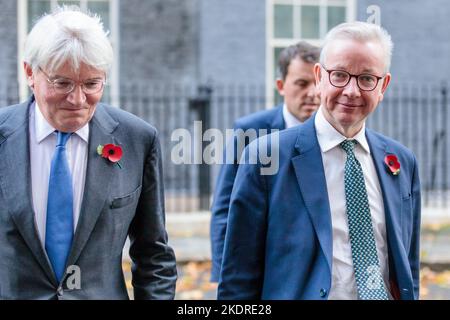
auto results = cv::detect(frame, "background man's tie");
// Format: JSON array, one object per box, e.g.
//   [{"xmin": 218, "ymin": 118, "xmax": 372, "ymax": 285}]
[
  {"xmin": 45, "ymin": 131, "xmax": 74, "ymax": 282},
  {"xmin": 340, "ymin": 140, "xmax": 389, "ymax": 300}
]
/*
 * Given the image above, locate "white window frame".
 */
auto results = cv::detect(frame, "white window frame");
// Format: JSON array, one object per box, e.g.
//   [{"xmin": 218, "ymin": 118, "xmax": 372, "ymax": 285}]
[
  {"xmin": 17, "ymin": 0, "xmax": 120, "ymax": 107},
  {"xmin": 266, "ymin": 0, "xmax": 356, "ymax": 106}
]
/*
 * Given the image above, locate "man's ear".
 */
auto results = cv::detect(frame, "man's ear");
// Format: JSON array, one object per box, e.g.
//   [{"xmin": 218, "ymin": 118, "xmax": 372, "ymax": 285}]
[
  {"xmin": 24, "ymin": 62, "xmax": 35, "ymax": 88},
  {"xmin": 275, "ymin": 78, "xmax": 285, "ymax": 96},
  {"xmin": 378, "ymin": 72, "xmax": 391, "ymax": 102},
  {"xmin": 313, "ymin": 63, "xmax": 322, "ymax": 86}
]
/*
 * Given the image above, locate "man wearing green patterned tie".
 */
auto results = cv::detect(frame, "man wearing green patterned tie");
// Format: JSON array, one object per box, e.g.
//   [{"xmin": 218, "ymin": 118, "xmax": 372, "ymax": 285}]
[{"xmin": 219, "ymin": 22, "xmax": 421, "ymax": 300}]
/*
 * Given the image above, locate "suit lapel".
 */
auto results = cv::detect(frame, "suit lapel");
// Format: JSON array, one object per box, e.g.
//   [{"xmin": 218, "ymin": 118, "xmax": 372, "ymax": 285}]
[
  {"xmin": 66, "ymin": 104, "xmax": 119, "ymax": 267},
  {"xmin": 366, "ymin": 130, "xmax": 404, "ymax": 264},
  {"xmin": 291, "ymin": 116, "xmax": 333, "ymax": 273},
  {"xmin": 0, "ymin": 98, "xmax": 58, "ymax": 286}
]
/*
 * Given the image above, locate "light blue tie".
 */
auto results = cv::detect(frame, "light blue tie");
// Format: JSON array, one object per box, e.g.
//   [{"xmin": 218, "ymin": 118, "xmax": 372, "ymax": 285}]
[
  {"xmin": 341, "ymin": 140, "xmax": 389, "ymax": 300},
  {"xmin": 45, "ymin": 131, "xmax": 74, "ymax": 282}
]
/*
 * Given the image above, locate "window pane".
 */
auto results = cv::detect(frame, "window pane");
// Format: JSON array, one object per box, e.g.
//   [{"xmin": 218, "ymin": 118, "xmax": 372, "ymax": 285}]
[
  {"xmin": 88, "ymin": 1, "xmax": 110, "ymax": 31},
  {"xmin": 28, "ymin": 0, "xmax": 51, "ymax": 31},
  {"xmin": 328, "ymin": 6, "xmax": 346, "ymax": 31},
  {"xmin": 274, "ymin": 5, "xmax": 293, "ymax": 38},
  {"xmin": 57, "ymin": 0, "xmax": 81, "ymax": 7},
  {"xmin": 301, "ymin": 5, "xmax": 319, "ymax": 39}
]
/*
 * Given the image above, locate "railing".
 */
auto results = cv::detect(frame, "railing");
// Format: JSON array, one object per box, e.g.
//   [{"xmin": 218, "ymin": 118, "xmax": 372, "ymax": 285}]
[
  {"xmin": 119, "ymin": 83, "xmax": 268, "ymax": 212},
  {"xmin": 367, "ymin": 83, "xmax": 449, "ymax": 208},
  {"xmin": 1, "ymin": 82, "xmax": 448, "ymax": 211}
]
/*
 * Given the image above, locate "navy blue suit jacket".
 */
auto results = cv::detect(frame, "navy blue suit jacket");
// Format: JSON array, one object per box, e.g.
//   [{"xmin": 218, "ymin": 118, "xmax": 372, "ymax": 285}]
[
  {"xmin": 218, "ymin": 114, "xmax": 421, "ymax": 300},
  {"xmin": 210, "ymin": 106, "xmax": 285, "ymax": 281}
]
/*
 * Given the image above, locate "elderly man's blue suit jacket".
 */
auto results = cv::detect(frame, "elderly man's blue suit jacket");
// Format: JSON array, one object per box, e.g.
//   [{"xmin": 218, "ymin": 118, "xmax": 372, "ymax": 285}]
[
  {"xmin": 210, "ymin": 106, "xmax": 285, "ymax": 281},
  {"xmin": 218, "ymin": 114, "xmax": 421, "ymax": 300}
]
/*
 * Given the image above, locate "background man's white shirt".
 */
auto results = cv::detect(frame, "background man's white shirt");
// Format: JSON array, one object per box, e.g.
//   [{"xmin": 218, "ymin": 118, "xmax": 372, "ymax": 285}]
[{"xmin": 282, "ymin": 103, "xmax": 303, "ymax": 129}]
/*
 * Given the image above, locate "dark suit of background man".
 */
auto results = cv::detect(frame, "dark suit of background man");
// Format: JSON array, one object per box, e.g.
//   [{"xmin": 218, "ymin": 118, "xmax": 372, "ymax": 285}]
[
  {"xmin": 0, "ymin": 6, "xmax": 177, "ymax": 299},
  {"xmin": 218, "ymin": 21, "xmax": 421, "ymax": 300},
  {"xmin": 209, "ymin": 42, "xmax": 321, "ymax": 282}
]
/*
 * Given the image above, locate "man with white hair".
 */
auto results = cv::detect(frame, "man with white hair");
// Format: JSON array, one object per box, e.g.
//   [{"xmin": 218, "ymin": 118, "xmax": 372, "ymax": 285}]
[
  {"xmin": 218, "ymin": 21, "xmax": 421, "ymax": 300},
  {"xmin": 0, "ymin": 6, "xmax": 177, "ymax": 299}
]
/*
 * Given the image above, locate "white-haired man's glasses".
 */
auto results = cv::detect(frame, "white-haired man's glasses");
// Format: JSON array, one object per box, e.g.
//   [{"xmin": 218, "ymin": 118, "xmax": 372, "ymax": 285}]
[{"xmin": 39, "ymin": 67, "xmax": 106, "ymax": 95}]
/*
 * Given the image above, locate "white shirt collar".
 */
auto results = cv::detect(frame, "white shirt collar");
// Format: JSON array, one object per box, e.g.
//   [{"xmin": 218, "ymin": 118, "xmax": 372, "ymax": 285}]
[
  {"xmin": 34, "ymin": 102, "xmax": 89, "ymax": 143},
  {"xmin": 315, "ymin": 105, "xmax": 370, "ymax": 154},
  {"xmin": 282, "ymin": 103, "xmax": 303, "ymax": 129}
]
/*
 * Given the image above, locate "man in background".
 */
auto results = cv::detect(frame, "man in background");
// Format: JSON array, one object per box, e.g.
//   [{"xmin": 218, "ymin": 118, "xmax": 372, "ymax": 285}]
[{"xmin": 210, "ymin": 41, "xmax": 320, "ymax": 282}]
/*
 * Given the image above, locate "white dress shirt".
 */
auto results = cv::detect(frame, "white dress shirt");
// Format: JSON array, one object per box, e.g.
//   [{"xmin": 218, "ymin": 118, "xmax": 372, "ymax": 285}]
[
  {"xmin": 29, "ymin": 103, "xmax": 89, "ymax": 249},
  {"xmin": 314, "ymin": 106, "xmax": 392, "ymax": 300},
  {"xmin": 282, "ymin": 104, "xmax": 303, "ymax": 129}
]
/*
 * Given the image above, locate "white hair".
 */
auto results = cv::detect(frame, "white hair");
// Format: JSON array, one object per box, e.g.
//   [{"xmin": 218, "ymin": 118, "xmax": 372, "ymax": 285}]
[
  {"xmin": 320, "ymin": 21, "xmax": 393, "ymax": 73},
  {"xmin": 23, "ymin": 5, "xmax": 113, "ymax": 74}
]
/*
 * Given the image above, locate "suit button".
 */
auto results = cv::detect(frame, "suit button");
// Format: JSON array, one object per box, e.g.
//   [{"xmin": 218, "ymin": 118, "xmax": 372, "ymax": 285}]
[{"xmin": 320, "ymin": 288, "xmax": 328, "ymax": 298}]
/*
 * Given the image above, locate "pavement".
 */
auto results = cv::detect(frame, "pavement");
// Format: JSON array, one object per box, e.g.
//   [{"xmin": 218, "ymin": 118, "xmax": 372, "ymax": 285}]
[
  {"xmin": 162, "ymin": 207, "xmax": 450, "ymax": 264},
  {"xmin": 123, "ymin": 206, "xmax": 450, "ymax": 300}
]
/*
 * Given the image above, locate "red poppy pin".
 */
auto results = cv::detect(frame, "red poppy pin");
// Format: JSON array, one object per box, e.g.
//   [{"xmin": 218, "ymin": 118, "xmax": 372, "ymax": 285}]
[
  {"xmin": 97, "ymin": 144, "xmax": 123, "ymax": 169},
  {"xmin": 384, "ymin": 154, "xmax": 400, "ymax": 175}
]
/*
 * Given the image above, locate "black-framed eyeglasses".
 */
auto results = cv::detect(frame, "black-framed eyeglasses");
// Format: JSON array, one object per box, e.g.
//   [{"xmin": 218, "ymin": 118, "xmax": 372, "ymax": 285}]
[
  {"xmin": 39, "ymin": 67, "xmax": 106, "ymax": 95},
  {"xmin": 321, "ymin": 65, "xmax": 384, "ymax": 92}
]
